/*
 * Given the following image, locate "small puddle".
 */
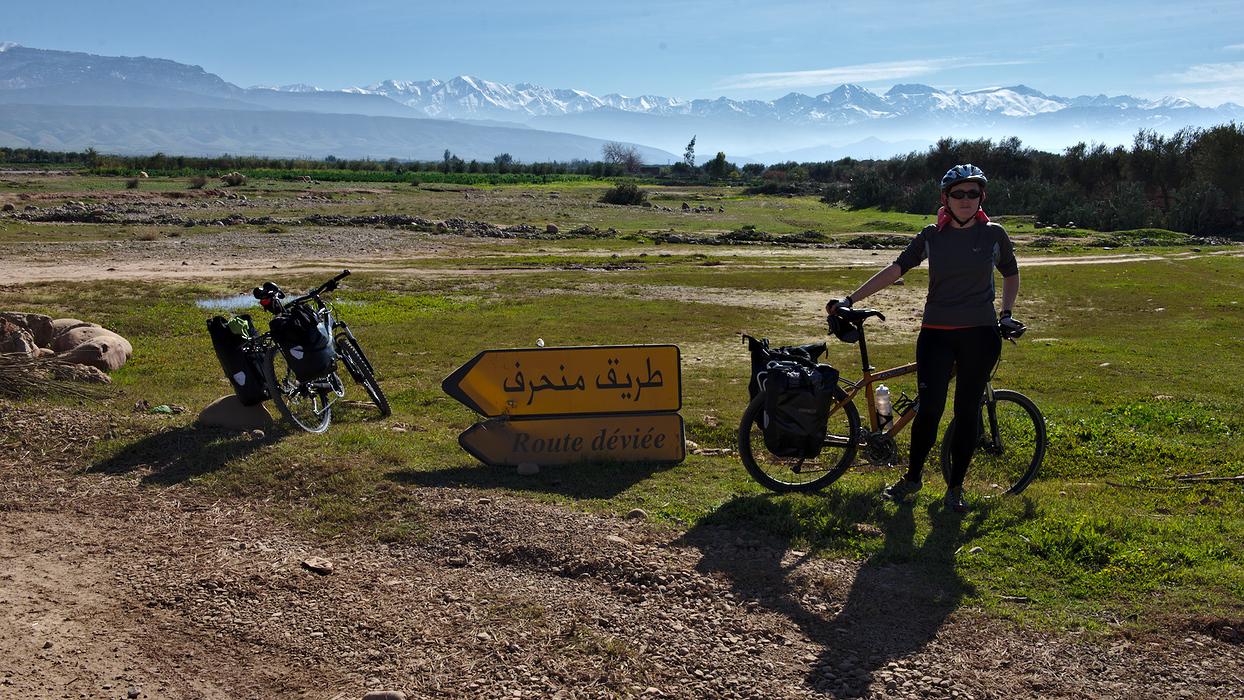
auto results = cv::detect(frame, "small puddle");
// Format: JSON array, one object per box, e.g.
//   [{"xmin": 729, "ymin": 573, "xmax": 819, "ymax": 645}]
[{"xmin": 195, "ymin": 294, "xmax": 257, "ymax": 311}]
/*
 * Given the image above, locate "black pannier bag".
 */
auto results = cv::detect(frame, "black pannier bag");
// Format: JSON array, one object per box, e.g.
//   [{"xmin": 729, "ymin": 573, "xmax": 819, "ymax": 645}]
[
  {"xmin": 744, "ymin": 334, "xmax": 827, "ymax": 401},
  {"xmin": 207, "ymin": 315, "xmax": 267, "ymax": 406},
  {"xmin": 269, "ymin": 304, "xmax": 336, "ymax": 381},
  {"xmin": 761, "ymin": 361, "xmax": 840, "ymax": 458}
]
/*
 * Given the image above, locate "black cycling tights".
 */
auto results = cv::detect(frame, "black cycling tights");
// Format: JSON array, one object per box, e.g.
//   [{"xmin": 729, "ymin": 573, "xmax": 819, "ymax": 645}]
[{"xmin": 905, "ymin": 326, "xmax": 1001, "ymax": 488}]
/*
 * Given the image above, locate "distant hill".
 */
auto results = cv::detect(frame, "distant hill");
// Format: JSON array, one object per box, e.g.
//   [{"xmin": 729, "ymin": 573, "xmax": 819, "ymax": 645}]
[{"xmin": 1, "ymin": 43, "xmax": 1241, "ymax": 162}]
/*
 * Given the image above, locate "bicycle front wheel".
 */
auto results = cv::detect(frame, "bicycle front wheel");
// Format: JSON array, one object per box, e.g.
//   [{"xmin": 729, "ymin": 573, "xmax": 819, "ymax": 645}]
[
  {"xmin": 337, "ymin": 334, "xmax": 391, "ymax": 417},
  {"xmin": 263, "ymin": 346, "xmax": 334, "ymax": 433},
  {"xmin": 737, "ymin": 388, "xmax": 860, "ymax": 493},
  {"xmin": 940, "ymin": 389, "xmax": 1045, "ymax": 497}
]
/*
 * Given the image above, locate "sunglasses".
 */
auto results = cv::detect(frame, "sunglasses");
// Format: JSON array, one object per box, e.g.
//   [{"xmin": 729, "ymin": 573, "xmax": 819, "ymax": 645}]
[{"xmin": 948, "ymin": 190, "xmax": 983, "ymax": 200}]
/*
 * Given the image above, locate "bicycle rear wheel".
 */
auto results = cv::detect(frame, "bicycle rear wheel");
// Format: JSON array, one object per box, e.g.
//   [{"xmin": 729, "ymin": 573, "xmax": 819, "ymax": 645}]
[
  {"xmin": 263, "ymin": 346, "xmax": 335, "ymax": 433},
  {"xmin": 336, "ymin": 334, "xmax": 391, "ymax": 417},
  {"xmin": 940, "ymin": 389, "xmax": 1045, "ymax": 497},
  {"xmin": 737, "ymin": 387, "xmax": 860, "ymax": 493}
]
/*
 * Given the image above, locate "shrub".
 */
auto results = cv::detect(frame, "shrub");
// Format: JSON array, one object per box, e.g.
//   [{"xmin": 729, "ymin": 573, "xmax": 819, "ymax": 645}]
[
  {"xmin": 1165, "ymin": 180, "xmax": 1235, "ymax": 236},
  {"xmin": 125, "ymin": 178, "xmax": 139, "ymax": 189},
  {"xmin": 600, "ymin": 182, "xmax": 647, "ymax": 206},
  {"xmin": 819, "ymin": 182, "xmax": 850, "ymax": 204},
  {"xmin": 187, "ymin": 174, "xmax": 208, "ymax": 189}
]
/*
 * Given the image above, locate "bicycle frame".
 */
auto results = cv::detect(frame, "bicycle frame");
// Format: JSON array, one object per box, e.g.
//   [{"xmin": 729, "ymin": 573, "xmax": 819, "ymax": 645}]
[{"xmin": 832, "ymin": 319, "xmax": 920, "ymax": 441}]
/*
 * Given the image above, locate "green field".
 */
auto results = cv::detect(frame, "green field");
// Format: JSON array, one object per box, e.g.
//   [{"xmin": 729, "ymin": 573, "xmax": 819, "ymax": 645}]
[{"xmin": 3, "ymin": 172, "xmax": 1242, "ymax": 635}]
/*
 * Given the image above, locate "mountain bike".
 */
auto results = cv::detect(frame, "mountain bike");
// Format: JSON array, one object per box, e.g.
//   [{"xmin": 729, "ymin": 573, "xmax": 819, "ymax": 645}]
[
  {"xmin": 247, "ymin": 269, "xmax": 390, "ymax": 433},
  {"xmin": 737, "ymin": 306, "xmax": 1045, "ymax": 495}
]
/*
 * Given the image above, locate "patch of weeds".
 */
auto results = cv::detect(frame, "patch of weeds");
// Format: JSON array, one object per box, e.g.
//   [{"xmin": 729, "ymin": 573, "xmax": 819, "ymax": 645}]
[
  {"xmin": 861, "ymin": 219, "xmax": 918, "ymax": 233},
  {"xmin": 844, "ymin": 234, "xmax": 911, "ymax": 249}
]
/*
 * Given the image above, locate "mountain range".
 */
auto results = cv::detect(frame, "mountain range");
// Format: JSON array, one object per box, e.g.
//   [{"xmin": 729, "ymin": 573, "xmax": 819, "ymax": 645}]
[{"xmin": 2, "ymin": 43, "xmax": 1241, "ymax": 164}]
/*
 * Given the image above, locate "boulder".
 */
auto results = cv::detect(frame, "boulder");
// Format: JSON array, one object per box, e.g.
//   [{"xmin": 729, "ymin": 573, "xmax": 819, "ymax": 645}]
[
  {"xmin": 51, "ymin": 362, "xmax": 111, "ymax": 384},
  {"xmin": 59, "ymin": 335, "xmax": 132, "ymax": 372},
  {"xmin": 52, "ymin": 325, "xmax": 133, "ymax": 357},
  {"xmin": 49, "ymin": 320, "xmax": 100, "ymax": 352},
  {"xmin": 198, "ymin": 395, "xmax": 274, "ymax": 431},
  {"xmin": 0, "ymin": 312, "xmax": 54, "ymax": 347},
  {"xmin": 0, "ymin": 318, "xmax": 36, "ymax": 356}
]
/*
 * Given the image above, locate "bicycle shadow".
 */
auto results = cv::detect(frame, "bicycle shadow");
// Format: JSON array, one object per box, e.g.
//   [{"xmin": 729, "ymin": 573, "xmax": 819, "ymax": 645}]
[
  {"xmin": 386, "ymin": 457, "xmax": 677, "ymax": 500},
  {"xmin": 87, "ymin": 425, "xmax": 276, "ymax": 485},
  {"xmin": 675, "ymin": 490, "xmax": 996, "ymax": 697}
]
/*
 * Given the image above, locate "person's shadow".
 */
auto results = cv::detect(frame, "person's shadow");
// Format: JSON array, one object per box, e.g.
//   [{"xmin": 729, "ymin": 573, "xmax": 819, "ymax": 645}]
[{"xmin": 677, "ymin": 492, "xmax": 996, "ymax": 697}]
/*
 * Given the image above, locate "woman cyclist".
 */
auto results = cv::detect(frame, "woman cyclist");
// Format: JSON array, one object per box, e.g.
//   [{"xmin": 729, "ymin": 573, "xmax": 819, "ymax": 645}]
[{"xmin": 827, "ymin": 164, "xmax": 1023, "ymax": 513}]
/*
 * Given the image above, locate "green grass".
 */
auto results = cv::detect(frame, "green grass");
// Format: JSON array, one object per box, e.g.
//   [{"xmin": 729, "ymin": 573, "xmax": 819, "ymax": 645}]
[{"xmin": 3, "ymin": 176, "xmax": 1243, "ymax": 636}]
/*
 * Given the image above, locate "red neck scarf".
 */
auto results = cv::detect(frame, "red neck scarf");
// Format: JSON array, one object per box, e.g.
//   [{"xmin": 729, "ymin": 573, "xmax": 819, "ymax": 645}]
[{"xmin": 936, "ymin": 207, "xmax": 990, "ymax": 230}]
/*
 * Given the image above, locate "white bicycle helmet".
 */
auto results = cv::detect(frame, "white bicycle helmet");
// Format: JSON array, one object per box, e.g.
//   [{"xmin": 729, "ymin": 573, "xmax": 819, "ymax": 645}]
[{"xmin": 941, "ymin": 164, "xmax": 988, "ymax": 191}]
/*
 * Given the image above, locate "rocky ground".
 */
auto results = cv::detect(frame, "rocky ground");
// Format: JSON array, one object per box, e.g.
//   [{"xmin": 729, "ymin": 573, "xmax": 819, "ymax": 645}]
[
  {"xmin": 3, "ymin": 403, "xmax": 1242, "ymax": 700},
  {"xmin": 2, "ymin": 196, "xmax": 1243, "ymax": 699}
]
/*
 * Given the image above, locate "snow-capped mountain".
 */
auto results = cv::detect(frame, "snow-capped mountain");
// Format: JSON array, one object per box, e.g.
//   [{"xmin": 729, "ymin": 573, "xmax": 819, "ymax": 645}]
[
  {"xmin": 1, "ymin": 43, "xmax": 1241, "ymax": 161},
  {"xmin": 348, "ymin": 75, "xmax": 1202, "ymax": 125}
]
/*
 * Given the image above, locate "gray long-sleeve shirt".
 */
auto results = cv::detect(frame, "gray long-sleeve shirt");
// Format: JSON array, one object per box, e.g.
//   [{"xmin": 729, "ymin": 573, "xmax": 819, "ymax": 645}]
[{"xmin": 893, "ymin": 221, "xmax": 1018, "ymax": 328}]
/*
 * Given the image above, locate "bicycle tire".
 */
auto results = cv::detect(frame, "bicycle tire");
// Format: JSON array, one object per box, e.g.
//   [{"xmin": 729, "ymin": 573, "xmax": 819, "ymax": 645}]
[
  {"xmin": 940, "ymin": 389, "xmax": 1045, "ymax": 497},
  {"xmin": 263, "ymin": 345, "xmax": 334, "ymax": 433},
  {"xmin": 737, "ymin": 387, "xmax": 860, "ymax": 493},
  {"xmin": 337, "ymin": 335, "xmax": 391, "ymax": 417}
]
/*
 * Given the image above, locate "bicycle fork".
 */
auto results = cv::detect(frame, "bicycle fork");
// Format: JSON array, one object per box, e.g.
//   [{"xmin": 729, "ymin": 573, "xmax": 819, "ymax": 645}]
[{"xmin": 979, "ymin": 384, "xmax": 1004, "ymax": 455}]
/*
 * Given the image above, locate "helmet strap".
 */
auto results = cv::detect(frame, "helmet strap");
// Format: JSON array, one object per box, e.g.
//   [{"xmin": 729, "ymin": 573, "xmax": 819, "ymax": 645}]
[{"xmin": 950, "ymin": 209, "xmax": 977, "ymax": 226}]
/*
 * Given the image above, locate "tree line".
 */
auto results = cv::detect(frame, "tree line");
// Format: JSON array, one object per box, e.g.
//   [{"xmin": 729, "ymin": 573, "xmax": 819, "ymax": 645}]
[
  {"xmin": 3, "ymin": 122, "xmax": 1242, "ymax": 236},
  {"xmin": 798, "ymin": 125, "xmax": 1243, "ymax": 237}
]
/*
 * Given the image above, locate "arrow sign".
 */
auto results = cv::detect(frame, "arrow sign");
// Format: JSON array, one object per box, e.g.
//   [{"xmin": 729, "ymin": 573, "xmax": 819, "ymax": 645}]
[
  {"xmin": 442, "ymin": 345, "xmax": 681, "ymax": 417},
  {"xmin": 458, "ymin": 413, "xmax": 685, "ymax": 466}
]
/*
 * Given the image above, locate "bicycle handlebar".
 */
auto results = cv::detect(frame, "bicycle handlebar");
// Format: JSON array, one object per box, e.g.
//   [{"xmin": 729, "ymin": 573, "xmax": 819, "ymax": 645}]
[
  {"xmin": 252, "ymin": 270, "xmax": 351, "ymax": 315},
  {"xmin": 828, "ymin": 306, "xmax": 1028, "ymax": 341}
]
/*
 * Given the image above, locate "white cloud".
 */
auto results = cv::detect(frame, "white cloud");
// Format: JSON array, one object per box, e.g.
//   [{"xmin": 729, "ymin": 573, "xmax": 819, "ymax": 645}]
[
  {"xmin": 720, "ymin": 58, "xmax": 1034, "ymax": 93},
  {"xmin": 1225, "ymin": 44, "xmax": 1244, "ymax": 51},
  {"xmin": 720, "ymin": 60, "xmax": 955, "ymax": 91},
  {"xmin": 1161, "ymin": 61, "xmax": 1244, "ymax": 84}
]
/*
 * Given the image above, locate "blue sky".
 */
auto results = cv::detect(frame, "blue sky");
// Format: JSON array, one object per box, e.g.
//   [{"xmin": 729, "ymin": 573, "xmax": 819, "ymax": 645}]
[{"xmin": 7, "ymin": 0, "xmax": 1244, "ymax": 106}]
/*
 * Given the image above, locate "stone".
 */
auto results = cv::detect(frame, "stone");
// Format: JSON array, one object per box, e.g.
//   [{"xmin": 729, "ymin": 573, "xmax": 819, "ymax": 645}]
[
  {"xmin": 0, "ymin": 318, "xmax": 36, "ymax": 356},
  {"xmin": 197, "ymin": 395, "xmax": 274, "ymax": 431},
  {"xmin": 0, "ymin": 311, "xmax": 53, "ymax": 347},
  {"xmin": 545, "ymin": 223, "xmax": 559, "ymax": 233},
  {"xmin": 362, "ymin": 692, "xmax": 407, "ymax": 700},
  {"xmin": 51, "ymin": 324, "xmax": 133, "ymax": 356},
  {"xmin": 51, "ymin": 362, "xmax": 111, "ymax": 384},
  {"xmin": 59, "ymin": 335, "xmax": 132, "ymax": 372},
  {"xmin": 47, "ymin": 318, "xmax": 91, "ymax": 348},
  {"xmin": 301, "ymin": 557, "xmax": 334, "ymax": 575}
]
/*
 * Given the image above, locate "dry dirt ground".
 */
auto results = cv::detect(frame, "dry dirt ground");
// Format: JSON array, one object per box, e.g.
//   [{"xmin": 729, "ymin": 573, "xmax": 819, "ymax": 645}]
[{"xmin": 3, "ymin": 201, "xmax": 1243, "ymax": 700}]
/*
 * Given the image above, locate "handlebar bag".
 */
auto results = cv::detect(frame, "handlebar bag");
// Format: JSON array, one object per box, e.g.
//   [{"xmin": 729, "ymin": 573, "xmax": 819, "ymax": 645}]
[
  {"xmin": 761, "ymin": 361, "xmax": 839, "ymax": 459},
  {"xmin": 207, "ymin": 315, "xmax": 267, "ymax": 406},
  {"xmin": 269, "ymin": 304, "xmax": 336, "ymax": 381}
]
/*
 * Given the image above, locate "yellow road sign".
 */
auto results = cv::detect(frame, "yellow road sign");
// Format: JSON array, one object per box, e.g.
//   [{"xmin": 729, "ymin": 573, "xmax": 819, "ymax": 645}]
[
  {"xmin": 458, "ymin": 413, "xmax": 685, "ymax": 466},
  {"xmin": 442, "ymin": 345, "xmax": 681, "ymax": 417}
]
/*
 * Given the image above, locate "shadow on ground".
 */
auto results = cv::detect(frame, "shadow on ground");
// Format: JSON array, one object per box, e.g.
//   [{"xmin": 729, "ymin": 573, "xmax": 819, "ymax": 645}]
[
  {"xmin": 675, "ymin": 489, "xmax": 1006, "ymax": 696},
  {"xmin": 87, "ymin": 425, "xmax": 275, "ymax": 484},
  {"xmin": 387, "ymin": 456, "xmax": 677, "ymax": 500}
]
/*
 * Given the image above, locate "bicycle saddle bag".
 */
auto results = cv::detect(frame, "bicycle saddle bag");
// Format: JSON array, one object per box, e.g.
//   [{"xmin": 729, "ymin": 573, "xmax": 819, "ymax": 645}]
[
  {"xmin": 207, "ymin": 314, "xmax": 267, "ymax": 406},
  {"xmin": 761, "ymin": 360, "xmax": 839, "ymax": 459},
  {"xmin": 744, "ymin": 335, "xmax": 827, "ymax": 401},
  {"xmin": 270, "ymin": 304, "xmax": 336, "ymax": 381}
]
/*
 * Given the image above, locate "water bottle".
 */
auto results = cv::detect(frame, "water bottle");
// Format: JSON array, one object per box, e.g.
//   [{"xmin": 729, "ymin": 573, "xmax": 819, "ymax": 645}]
[{"xmin": 875, "ymin": 384, "xmax": 893, "ymax": 429}]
